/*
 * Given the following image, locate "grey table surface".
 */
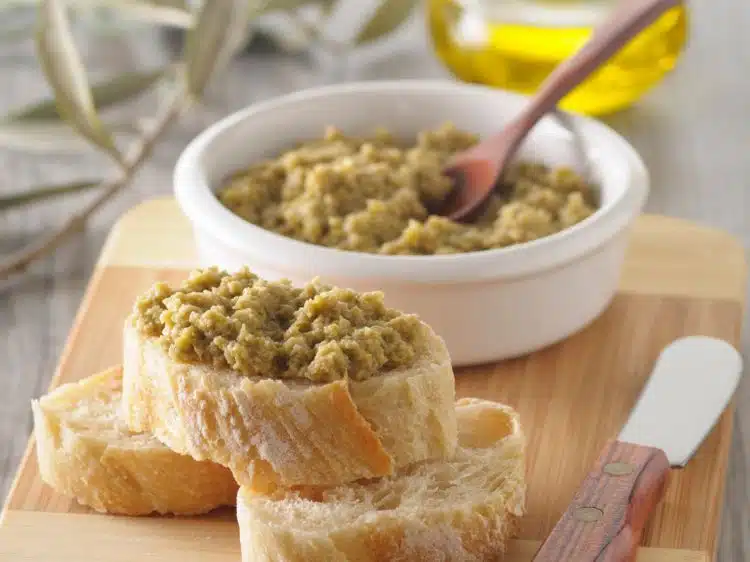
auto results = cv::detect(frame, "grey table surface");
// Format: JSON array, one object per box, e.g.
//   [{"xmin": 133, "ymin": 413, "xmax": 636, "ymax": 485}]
[{"xmin": 1, "ymin": 1, "xmax": 748, "ymax": 559}]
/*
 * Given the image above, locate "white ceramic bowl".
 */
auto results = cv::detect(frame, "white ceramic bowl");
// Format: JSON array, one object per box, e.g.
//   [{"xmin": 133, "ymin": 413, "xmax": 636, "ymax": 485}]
[{"xmin": 174, "ymin": 80, "xmax": 649, "ymax": 366}]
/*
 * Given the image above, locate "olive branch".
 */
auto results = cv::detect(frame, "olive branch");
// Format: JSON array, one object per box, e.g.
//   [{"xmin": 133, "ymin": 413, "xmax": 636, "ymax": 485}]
[{"xmin": 0, "ymin": 0, "xmax": 418, "ymax": 280}]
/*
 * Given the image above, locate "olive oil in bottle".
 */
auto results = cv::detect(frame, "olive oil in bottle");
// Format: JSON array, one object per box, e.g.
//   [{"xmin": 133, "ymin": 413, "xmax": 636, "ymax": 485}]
[{"xmin": 427, "ymin": 0, "xmax": 688, "ymax": 115}]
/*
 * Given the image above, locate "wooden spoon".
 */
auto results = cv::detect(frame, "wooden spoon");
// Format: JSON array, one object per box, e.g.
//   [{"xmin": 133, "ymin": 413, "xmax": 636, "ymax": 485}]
[{"xmin": 441, "ymin": 0, "xmax": 681, "ymax": 222}]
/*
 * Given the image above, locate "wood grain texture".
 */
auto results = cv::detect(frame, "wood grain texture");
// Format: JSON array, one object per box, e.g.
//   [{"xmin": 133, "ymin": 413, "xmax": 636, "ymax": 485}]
[
  {"xmin": 532, "ymin": 441, "xmax": 670, "ymax": 562},
  {"xmin": 0, "ymin": 511, "xmax": 711, "ymax": 562},
  {"xmin": 1, "ymin": 1, "xmax": 749, "ymax": 559},
  {"xmin": 1, "ymin": 199, "xmax": 745, "ymax": 562},
  {"xmin": 454, "ymin": 293, "xmax": 740, "ymax": 554}
]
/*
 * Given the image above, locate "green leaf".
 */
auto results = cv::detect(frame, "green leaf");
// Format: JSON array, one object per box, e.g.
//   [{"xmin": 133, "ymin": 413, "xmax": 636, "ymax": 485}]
[
  {"xmin": 36, "ymin": 0, "xmax": 122, "ymax": 162},
  {"xmin": 59, "ymin": 0, "xmax": 193, "ymax": 27},
  {"xmin": 260, "ymin": 0, "xmax": 310, "ymax": 11},
  {"xmin": 354, "ymin": 0, "xmax": 417, "ymax": 45},
  {"xmin": 0, "ymin": 180, "xmax": 101, "ymax": 211},
  {"xmin": 91, "ymin": 0, "xmax": 193, "ymax": 28},
  {"xmin": 319, "ymin": 0, "xmax": 338, "ymax": 17},
  {"xmin": 0, "ymin": 120, "xmax": 143, "ymax": 153},
  {"xmin": 0, "ymin": 121, "xmax": 91, "ymax": 153},
  {"xmin": 183, "ymin": 0, "xmax": 259, "ymax": 98},
  {"xmin": 5, "ymin": 68, "xmax": 168, "ymax": 122},
  {"xmin": 260, "ymin": 0, "xmax": 335, "ymax": 12}
]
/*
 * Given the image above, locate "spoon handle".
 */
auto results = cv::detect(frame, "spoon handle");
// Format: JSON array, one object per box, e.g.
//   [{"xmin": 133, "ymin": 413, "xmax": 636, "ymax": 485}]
[
  {"xmin": 442, "ymin": 0, "xmax": 682, "ymax": 222},
  {"xmin": 503, "ymin": 0, "xmax": 681, "ymax": 150}
]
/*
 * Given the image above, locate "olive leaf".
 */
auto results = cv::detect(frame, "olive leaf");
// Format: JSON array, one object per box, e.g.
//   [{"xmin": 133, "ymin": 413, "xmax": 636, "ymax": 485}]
[
  {"xmin": 5, "ymin": 67, "xmax": 168, "ymax": 122},
  {"xmin": 0, "ymin": 180, "xmax": 101, "ymax": 211},
  {"xmin": 57, "ymin": 0, "xmax": 193, "ymax": 27},
  {"xmin": 260, "ymin": 0, "xmax": 336, "ymax": 13},
  {"xmin": 260, "ymin": 0, "xmax": 311, "ymax": 11},
  {"xmin": 91, "ymin": 0, "xmax": 193, "ymax": 28},
  {"xmin": 36, "ymin": 0, "xmax": 122, "ymax": 163},
  {"xmin": 0, "ymin": 121, "xmax": 92, "ymax": 153},
  {"xmin": 183, "ymin": 0, "xmax": 259, "ymax": 98},
  {"xmin": 319, "ymin": 0, "xmax": 338, "ymax": 17},
  {"xmin": 354, "ymin": 0, "xmax": 418, "ymax": 45},
  {"xmin": 0, "ymin": 120, "xmax": 147, "ymax": 153}
]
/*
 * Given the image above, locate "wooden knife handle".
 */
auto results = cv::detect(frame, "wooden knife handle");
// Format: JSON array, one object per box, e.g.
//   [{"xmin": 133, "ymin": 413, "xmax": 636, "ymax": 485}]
[{"xmin": 532, "ymin": 440, "xmax": 670, "ymax": 562}]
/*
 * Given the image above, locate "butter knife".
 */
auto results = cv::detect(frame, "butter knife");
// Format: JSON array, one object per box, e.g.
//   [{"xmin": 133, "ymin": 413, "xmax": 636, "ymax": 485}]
[{"xmin": 532, "ymin": 336, "xmax": 743, "ymax": 561}]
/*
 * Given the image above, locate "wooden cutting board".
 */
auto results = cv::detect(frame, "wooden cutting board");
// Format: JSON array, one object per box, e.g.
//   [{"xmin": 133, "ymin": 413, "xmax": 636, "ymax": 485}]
[{"xmin": 1, "ymin": 197, "xmax": 745, "ymax": 562}]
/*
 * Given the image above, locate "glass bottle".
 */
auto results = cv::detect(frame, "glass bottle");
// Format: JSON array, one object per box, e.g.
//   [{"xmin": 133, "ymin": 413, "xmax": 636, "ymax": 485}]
[{"xmin": 427, "ymin": 0, "xmax": 688, "ymax": 115}]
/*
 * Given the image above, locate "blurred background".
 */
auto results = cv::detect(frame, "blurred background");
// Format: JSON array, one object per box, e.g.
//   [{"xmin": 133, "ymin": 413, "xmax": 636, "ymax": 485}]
[{"xmin": 0, "ymin": 1, "xmax": 747, "ymax": 558}]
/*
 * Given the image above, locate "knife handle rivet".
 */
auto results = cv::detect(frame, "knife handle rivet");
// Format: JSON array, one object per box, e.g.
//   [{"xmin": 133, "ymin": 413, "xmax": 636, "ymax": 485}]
[
  {"xmin": 574, "ymin": 506, "xmax": 604, "ymax": 522},
  {"xmin": 603, "ymin": 462, "xmax": 636, "ymax": 476}
]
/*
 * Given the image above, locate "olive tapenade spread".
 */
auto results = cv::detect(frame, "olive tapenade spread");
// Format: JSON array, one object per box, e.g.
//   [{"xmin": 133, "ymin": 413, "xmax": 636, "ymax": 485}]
[
  {"xmin": 133, "ymin": 267, "xmax": 425, "ymax": 382},
  {"xmin": 217, "ymin": 123, "xmax": 597, "ymax": 255}
]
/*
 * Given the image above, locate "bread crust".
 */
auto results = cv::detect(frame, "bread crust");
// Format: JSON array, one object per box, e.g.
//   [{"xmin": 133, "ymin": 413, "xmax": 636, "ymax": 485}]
[
  {"xmin": 122, "ymin": 319, "xmax": 457, "ymax": 490},
  {"xmin": 236, "ymin": 398, "xmax": 526, "ymax": 562},
  {"xmin": 32, "ymin": 366, "xmax": 238, "ymax": 516}
]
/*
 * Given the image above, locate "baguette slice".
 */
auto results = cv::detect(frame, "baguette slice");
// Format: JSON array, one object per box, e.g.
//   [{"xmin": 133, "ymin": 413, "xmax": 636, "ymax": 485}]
[
  {"xmin": 237, "ymin": 398, "xmax": 525, "ymax": 562},
  {"xmin": 32, "ymin": 366, "xmax": 238, "ymax": 515},
  {"xmin": 122, "ymin": 320, "xmax": 457, "ymax": 491}
]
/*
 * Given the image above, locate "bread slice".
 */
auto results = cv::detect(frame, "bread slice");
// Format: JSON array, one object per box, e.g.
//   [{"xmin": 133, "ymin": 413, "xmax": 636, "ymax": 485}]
[
  {"xmin": 236, "ymin": 398, "xmax": 525, "ymax": 562},
  {"xmin": 31, "ymin": 366, "xmax": 238, "ymax": 515},
  {"xmin": 122, "ymin": 320, "xmax": 457, "ymax": 491}
]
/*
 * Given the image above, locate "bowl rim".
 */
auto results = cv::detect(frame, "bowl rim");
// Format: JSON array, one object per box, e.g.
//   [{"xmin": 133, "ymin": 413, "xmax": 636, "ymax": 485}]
[{"xmin": 174, "ymin": 80, "xmax": 649, "ymax": 284}]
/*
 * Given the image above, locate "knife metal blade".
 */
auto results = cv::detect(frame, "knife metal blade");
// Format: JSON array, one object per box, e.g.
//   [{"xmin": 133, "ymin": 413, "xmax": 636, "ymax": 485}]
[{"xmin": 618, "ymin": 335, "xmax": 743, "ymax": 466}]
